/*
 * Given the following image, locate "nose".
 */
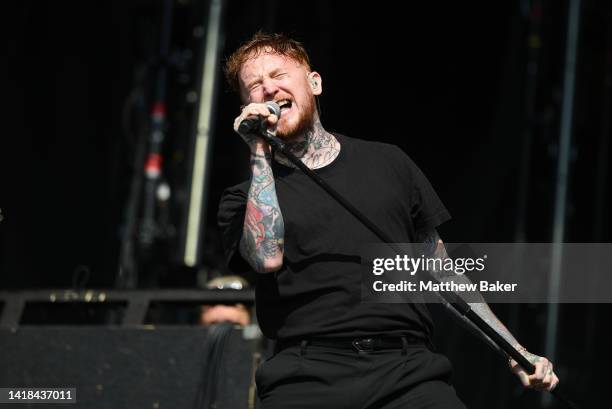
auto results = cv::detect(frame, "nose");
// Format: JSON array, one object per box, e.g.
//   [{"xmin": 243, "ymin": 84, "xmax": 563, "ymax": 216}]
[{"xmin": 262, "ymin": 78, "xmax": 279, "ymax": 99}]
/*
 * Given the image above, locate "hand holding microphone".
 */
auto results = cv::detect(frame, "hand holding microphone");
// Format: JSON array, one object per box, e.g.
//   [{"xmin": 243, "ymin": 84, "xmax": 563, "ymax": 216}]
[{"xmin": 233, "ymin": 101, "xmax": 281, "ymax": 150}]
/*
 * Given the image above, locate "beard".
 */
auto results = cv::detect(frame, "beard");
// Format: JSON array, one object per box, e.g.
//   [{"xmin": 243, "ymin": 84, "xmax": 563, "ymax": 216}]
[{"xmin": 276, "ymin": 94, "xmax": 316, "ymax": 140}]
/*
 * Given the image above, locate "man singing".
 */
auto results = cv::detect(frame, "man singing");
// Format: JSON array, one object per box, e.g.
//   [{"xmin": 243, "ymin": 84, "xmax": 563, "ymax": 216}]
[{"xmin": 218, "ymin": 32, "xmax": 558, "ymax": 409}]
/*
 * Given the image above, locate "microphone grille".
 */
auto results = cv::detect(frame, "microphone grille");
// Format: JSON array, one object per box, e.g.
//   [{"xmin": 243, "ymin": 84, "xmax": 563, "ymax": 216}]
[{"xmin": 266, "ymin": 101, "xmax": 281, "ymax": 118}]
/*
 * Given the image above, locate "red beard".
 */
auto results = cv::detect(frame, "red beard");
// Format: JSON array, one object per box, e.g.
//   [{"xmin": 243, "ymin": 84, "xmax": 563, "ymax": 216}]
[{"xmin": 276, "ymin": 94, "xmax": 316, "ymax": 140}]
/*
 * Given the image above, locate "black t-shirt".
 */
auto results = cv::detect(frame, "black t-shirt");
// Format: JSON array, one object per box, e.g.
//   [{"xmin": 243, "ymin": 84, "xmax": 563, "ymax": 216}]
[{"xmin": 217, "ymin": 134, "xmax": 450, "ymax": 341}]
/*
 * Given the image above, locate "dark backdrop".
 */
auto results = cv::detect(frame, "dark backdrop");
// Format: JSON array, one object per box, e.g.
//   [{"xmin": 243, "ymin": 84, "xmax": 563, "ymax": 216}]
[{"xmin": 3, "ymin": 0, "xmax": 611, "ymax": 407}]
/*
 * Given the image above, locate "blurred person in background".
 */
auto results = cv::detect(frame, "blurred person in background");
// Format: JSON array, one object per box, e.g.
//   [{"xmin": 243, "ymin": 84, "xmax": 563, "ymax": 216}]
[{"xmin": 199, "ymin": 275, "xmax": 251, "ymax": 326}]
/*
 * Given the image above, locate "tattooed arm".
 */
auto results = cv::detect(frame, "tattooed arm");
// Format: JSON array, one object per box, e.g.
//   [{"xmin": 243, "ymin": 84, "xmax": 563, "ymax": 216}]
[
  {"xmin": 418, "ymin": 228, "xmax": 559, "ymax": 391},
  {"xmin": 233, "ymin": 103, "xmax": 284, "ymax": 273},
  {"xmin": 239, "ymin": 146, "xmax": 284, "ymax": 273}
]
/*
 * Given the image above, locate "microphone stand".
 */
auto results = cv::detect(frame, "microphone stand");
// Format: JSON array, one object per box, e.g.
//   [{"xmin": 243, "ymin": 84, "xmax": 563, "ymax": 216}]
[{"xmin": 259, "ymin": 129, "xmax": 579, "ymax": 409}]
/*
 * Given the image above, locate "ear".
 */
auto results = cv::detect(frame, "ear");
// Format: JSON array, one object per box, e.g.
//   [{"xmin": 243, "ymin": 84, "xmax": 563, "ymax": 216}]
[{"xmin": 308, "ymin": 71, "xmax": 322, "ymax": 96}]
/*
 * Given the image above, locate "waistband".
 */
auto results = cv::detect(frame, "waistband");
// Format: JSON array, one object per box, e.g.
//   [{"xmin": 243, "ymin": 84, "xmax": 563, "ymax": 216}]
[{"xmin": 275, "ymin": 335, "xmax": 426, "ymax": 355}]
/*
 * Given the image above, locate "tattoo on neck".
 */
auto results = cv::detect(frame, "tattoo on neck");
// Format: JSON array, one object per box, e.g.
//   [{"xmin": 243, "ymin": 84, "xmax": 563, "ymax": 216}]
[{"xmin": 275, "ymin": 120, "xmax": 341, "ymax": 169}]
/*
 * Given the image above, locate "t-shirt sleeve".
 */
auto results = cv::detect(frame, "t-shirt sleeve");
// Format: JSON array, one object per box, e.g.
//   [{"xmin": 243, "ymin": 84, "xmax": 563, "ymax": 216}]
[
  {"xmin": 394, "ymin": 147, "xmax": 451, "ymax": 233},
  {"xmin": 217, "ymin": 185, "xmax": 252, "ymax": 273}
]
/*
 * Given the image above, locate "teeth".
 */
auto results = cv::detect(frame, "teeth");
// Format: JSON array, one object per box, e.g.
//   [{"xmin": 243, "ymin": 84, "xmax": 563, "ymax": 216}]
[{"xmin": 277, "ymin": 99, "xmax": 290, "ymax": 108}]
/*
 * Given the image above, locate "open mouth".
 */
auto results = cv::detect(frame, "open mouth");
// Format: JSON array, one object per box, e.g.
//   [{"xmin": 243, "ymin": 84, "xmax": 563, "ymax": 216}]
[{"xmin": 276, "ymin": 99, "xmax": 293, "ymax": 114}]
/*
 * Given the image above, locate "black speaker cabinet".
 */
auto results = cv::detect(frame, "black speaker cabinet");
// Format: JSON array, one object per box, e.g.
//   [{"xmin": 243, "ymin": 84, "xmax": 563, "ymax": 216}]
[{"xmin": 0, "ymin": 326, "xmax": 257, "ymax": 409}]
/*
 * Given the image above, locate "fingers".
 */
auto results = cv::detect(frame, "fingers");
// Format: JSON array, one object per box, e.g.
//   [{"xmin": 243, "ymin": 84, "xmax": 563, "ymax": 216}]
[
  {"xmin": 550, "ymin": 373, "xmax": 560, "ymax": 390},
  {"xmin": 515, "ymin": 368, "xmax": 531, "ymax": 387},
  {"xmin": 538, "ymin": 364, "xmax": 559, "ymax": 391},
  {"xmin": 241, "ymin": 103, "xmax": 273, "ymax": 120},
  {"xmin": 267, "ymin": 114, "xmax": 278, "ymax": 126},
  {"xmin": 527, "ymin": 359, "xmax": 558, "ymax": 391},
  {"xmin": 233, "ymin": 103, "xmax": 275, "ymax": 134},
  {"xmin": 511, "ymin": 352, "xmax": 560, "ymax": 392},
  {"xmin": 526, "ymin": 358, "xmax": 546, "ymax": 387}
]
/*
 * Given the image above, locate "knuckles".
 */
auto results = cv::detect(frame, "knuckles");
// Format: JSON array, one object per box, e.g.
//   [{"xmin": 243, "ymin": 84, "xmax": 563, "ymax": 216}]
[{"xmin": 233, "ymin": 103, "xmax": 274, "ymax": 137}]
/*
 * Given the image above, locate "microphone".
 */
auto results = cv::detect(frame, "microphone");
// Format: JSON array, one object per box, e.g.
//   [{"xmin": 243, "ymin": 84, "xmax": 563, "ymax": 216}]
[{"xmin": 238, "ymin": 101, "xmax": 281, "ymax": 135}]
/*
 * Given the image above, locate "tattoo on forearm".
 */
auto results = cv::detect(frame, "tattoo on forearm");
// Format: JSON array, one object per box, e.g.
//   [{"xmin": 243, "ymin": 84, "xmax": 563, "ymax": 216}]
[
  {"xmin": 240, "ymin": 152, "xmax": 284, "ymax": 271},
  {"xmin": 420, "ymin": 228, "xmax": 520, "ymax": 349},
  {"xmin": 238, "ymin": 119, "xmax": 339, "ymax": 270}
]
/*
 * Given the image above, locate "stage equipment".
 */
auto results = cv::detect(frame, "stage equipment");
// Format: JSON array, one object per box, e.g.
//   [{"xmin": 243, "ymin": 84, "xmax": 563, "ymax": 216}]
[
  {"xmin": 179, "ymin": 0, "xmax": 225, "ymax": 268},
  {"xmin": 0, "ymin": 326, "xmax": 258, "ymax": 409}
]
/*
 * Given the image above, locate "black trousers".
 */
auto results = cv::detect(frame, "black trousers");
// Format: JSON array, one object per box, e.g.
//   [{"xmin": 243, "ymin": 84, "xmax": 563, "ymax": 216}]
[{"xmin": 256, "ymin": 341, "xmax": 467, "ymax": 409}]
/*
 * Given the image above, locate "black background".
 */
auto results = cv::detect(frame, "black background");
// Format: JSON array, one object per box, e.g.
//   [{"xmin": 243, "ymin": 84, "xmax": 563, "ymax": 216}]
[{"xmin": 3, "ymin": 0, "xmax": 611, "ymax": 407}]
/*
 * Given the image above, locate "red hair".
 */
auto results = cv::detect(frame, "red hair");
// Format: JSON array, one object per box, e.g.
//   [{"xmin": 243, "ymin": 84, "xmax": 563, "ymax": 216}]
[{"xmin": 224, "ymin": 31, "xmax": 312, "ymax": 93}]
